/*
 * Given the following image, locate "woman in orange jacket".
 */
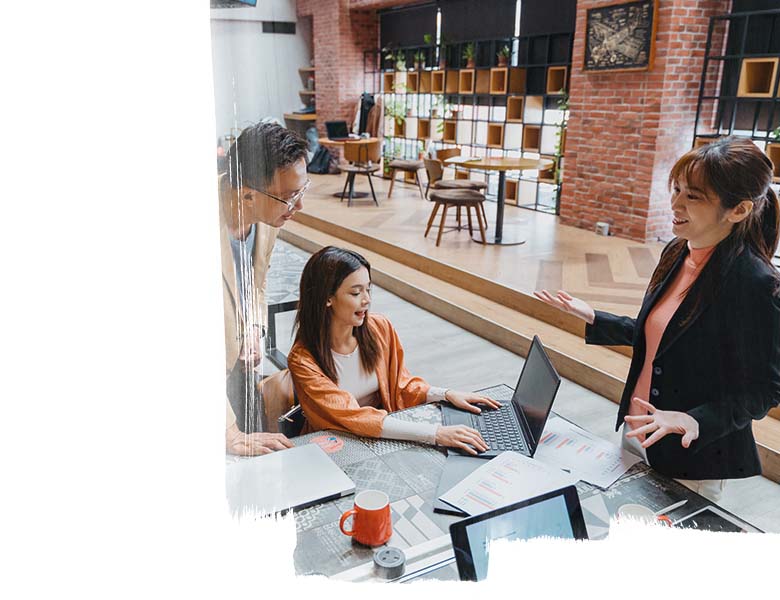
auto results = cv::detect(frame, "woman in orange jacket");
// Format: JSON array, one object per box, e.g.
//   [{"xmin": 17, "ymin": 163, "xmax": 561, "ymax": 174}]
[{"xmin": 287, "ymin": 246, "xmax": 501, "ymax": 454}]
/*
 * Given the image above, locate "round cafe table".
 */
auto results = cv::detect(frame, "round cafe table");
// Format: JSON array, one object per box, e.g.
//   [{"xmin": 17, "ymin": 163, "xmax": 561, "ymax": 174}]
[
  {"xmin": 444, "ymin": 156, "xmax": 554, "ymax": 245},
  {"xmin": 319, "ymin": 137, "xmax": 380, "ymax": 199}
]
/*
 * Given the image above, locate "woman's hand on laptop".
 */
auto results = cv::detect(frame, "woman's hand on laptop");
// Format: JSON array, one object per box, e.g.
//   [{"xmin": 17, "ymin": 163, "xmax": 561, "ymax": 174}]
[
  {"xmin": 444, "ymin": 390, "xmax": 502, "ymax": 414},
  {"xmin": 435, "ymin": 425, "xmax": 488, "ymax": 455},
  {"xmin": 533, "ymin": 290, "xmax": 595, "ymax": 325},
  {"xmin": 226, "ymin": 424, "xmax": 294, "ymax": 456}
]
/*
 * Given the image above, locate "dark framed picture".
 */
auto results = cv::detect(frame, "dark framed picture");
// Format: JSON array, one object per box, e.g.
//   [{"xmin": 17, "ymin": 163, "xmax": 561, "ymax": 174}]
[{"xmin": 584, "ymin": 0, "xmax": 658, "ymax": 72}]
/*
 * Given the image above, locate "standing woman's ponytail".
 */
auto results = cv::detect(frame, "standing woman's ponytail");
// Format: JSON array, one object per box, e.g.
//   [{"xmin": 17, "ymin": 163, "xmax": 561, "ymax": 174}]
[{"xmin": 759, "ymin": 187, "xmax": 780, "ymax": 263}]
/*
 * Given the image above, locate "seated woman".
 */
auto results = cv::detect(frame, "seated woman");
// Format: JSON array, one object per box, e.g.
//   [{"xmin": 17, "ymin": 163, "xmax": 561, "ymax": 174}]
[{"xmin": 287, "ymin": 246, "xmax": 501, "ymax": 455}]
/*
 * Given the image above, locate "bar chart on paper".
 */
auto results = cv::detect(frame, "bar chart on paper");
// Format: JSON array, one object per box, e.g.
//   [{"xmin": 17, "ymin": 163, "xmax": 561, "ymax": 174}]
[
  {"xmin": 534, "ymin": 417, "xmax": 642, "ymax": 489},
  {"xmin": 438, "ymin": 451, "xmax": 573, "ymax": 516}
]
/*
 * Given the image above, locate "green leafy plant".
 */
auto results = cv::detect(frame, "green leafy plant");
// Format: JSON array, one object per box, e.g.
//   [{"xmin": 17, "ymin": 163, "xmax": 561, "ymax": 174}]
[
  {"xmin": 423, "ymin": 33, "xmax": 433, "ymax": 45},
  {"xmin": 462, "ymin": 42, "xmax": 475, "ymax": 63},
  {"xmin": 413, "ymin": 49, "xmax": 426, "ymax": 68},
  {"xmin": 498, "ymin": 45, "xmax": 510, "ymax": 58},
  {"xmin": 771, "ymin": 126, "xmax": 780, "ymax": 140},
  {"xmin": 383, "ymin": 48, "xmax": 406, "ymax": 71},
  {"xmin": 384, "ymin": 99, "xmax": 407, "ymax": 127}
]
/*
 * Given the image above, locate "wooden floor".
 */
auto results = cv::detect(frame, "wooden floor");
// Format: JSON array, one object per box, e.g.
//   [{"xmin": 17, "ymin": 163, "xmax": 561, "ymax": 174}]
[{"xmin": 302, "ymin": 171, "xmax": 666, "ymax": 316}]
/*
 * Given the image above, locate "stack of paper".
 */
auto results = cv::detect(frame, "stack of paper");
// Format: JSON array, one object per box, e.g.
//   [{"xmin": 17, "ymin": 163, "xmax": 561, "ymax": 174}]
[
  {"xmin": 444, "ymin": 156, "xmax": 481, "ymax": 164},
  {"xmin": 438, "ymin": 451, "xmax": 575, "ymax": 516},
  {"xmin": 534, "ymin": 416, "xmax": 642, "ymax": 489}
]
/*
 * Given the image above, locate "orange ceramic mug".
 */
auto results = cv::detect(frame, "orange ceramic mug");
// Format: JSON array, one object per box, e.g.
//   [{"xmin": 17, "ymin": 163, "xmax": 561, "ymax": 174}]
[{"xmin": 339, "ymin": 490, "xmax": 393, "ymax": 546}]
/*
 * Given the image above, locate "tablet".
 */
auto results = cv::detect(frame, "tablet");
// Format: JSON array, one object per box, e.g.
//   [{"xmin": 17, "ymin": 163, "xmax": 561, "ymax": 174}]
[
  {"xmin": 673, "ymin": 506, "xmax": 761, "ymax": 533},
  {"xmin": 449, "ymin": 485, "xmax": 588, "ymax": 581}
]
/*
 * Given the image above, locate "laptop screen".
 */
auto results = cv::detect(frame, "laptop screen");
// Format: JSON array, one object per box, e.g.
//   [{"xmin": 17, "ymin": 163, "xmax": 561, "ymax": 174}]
[
  {"xmin": 326, "ymin": 120, "xmax": 349, "ymax": 139},
  {"xmin": 512, "ymin": 336, "xmax": 561, "ymax": 450},
  {"xmin": 450, "ymin": 485, "xmax": 587, "ymax": 581}
]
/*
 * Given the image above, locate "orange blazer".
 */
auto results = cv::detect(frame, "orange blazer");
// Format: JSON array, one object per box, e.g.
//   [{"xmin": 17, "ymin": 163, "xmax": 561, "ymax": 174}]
[{"xmin": 287, "ymin": 313, "xmax": 430, "ymax": 437}]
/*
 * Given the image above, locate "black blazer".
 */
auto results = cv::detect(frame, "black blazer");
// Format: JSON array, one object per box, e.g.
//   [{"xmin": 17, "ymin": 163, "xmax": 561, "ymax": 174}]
[{"xmin": 585, "ymin": 242, "xmax": 780, "ymax": 480}]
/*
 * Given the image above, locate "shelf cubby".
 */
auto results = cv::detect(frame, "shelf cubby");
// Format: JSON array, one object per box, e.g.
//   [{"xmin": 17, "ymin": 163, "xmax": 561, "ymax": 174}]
[
  {"xmin": 445, "ymin": 70, "xmax": 460, "ymax": 94},
  {"xmin": 394, "ymin": 119, "xmax": 406, "ymax": 137},
  {"xmin": 508, "ymin": 67, "xmax": 527, "ymax": 94},
  {"xmin": 475, "ymin": 121, "xmax": 488, "ymax": 146},
  {"xmin": 476, "ymin": 69, "xmax": 491, "ymax": 94},
  {"xmin": 419, "ymin": 70, "xmax": 432, "ymax": 93},
  {"xmin": 455, "ymin": 169, "xmax": 469, "ymax": 180},
  {"xmin": 407, "ymin": 71, "xmax": 419, "ymax": 93},
  {"xmin": 538, "ymin": 155, "xmax": 557, "ymax": 183},
  {"xmin": 505, "ymin": 179, "xmax": 519, "ymax": 205},
  {"xmin": 442, "ymin": 120, "xmax": 457, "ymax": 143},
  {"xmin": 418, "ymin": 118, "xmax": 431, "ymax": 139},
  {"xmin": 456, "ymin": 121, "xmax": 473, "ymax": 145},
  {"xmin": 767, "ymin": 143, "xmax": 780, "ymax": 181},
  {"xmin": 737, "ymin": 58, "xmax": 779, "ymax": 98},
  {"xmin": 487, "ymin": 123, "xmax": 505, "ymax": 148},
  {"xmin": 383, "ymin": 72, "xmax": 395, "ymax": 91},
  {"xmin": 546, "ymin": 66, "xmax": 568, "ymax": 95},
  {"xmin": 504, "ymin": 123, "xmax": 523, "ymax": 149},
  {"xmin": 694, "ymin": 136, "xmax": 718, "ymax": 148},
  {"xmin": 524, "ymin": 95, "xmax": 544, "ymax": 124},
  {"xmin": 507, "ymin": 96, "xmax": 525, "ymax": 122},
  {"xmin": 431, "ymin": 118, "xmax": 443, "ymax": 141},
  {"xmin": 459, "ymin": 69, "xmax": 475, "ymax": 94},
  {"xmin": 431, "ymin": 70, "xmax": 445, "ymax": 94},
  {"xmin": 522, "ymin": 125, "xmax": 541, "ymax": 152},
  {"xmin": 490, "ymin": 68, "xmax": 508, "ymax": 94}
]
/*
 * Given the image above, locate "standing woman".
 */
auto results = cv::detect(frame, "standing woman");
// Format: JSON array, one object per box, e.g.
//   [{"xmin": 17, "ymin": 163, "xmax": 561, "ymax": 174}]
[
  {"xmin": 287, "ymin": 246, "xmax": 501, "ymax": 455},
  {"xmin": 535, "ymin": 137, "xmax": 780, "ymax": 502}
]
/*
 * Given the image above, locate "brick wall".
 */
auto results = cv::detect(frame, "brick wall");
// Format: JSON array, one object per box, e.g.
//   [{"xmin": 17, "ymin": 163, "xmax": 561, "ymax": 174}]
[
  {"xmin": 297, "ymin": 0, "xmax": 379, "ymax": 136},
  {"xmin": 561, "ymin": 0, "xmax": 731, "ymax": 242}
]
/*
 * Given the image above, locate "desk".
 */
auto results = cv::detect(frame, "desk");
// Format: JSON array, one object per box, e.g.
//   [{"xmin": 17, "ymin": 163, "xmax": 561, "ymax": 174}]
[
  {"xmin": 445, "ymin": 157, "xmax": 553, "ymax": 245},
  {"xmin": 226, "ymin": 384, "xmax": 761, "ymax": 582},
  {"xmin": 318, "ymin": 137, "xmax": 380, "ymax": 199}
]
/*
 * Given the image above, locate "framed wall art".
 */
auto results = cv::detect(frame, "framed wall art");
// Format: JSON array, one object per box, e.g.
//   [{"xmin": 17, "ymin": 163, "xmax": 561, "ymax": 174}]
[{"xmin": 584, "ymin": 0, "xmax": 658, "ymax": 72}]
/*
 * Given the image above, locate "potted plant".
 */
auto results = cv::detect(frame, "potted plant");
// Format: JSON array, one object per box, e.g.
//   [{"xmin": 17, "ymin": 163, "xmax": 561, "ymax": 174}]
[
  {"xmin": 497, "ymin": 45, "xmax": 510, "ymax": 67},
  {"xmin": 462, "ymin": 42, "xmax": 475, "ymax": 68},
  {"xmin": 413, "ymin": 49, "xmax": 426, "ymax": 70},
  {"xmin": 384, "ymin": 48, "xmax": 406, "ymax": 71}
]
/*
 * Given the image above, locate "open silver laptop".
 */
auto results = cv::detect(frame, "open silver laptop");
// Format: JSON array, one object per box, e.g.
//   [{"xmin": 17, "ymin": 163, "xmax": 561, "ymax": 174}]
[{"xmin": 226, "ymin": 443, "xmax": 355, "ymax": 514}]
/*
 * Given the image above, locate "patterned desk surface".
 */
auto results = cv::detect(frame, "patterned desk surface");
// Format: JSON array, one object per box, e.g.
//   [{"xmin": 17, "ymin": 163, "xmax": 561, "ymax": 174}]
[{"xmin": 226, "ymin": 385, "xmax": 760, "ymax": 581}]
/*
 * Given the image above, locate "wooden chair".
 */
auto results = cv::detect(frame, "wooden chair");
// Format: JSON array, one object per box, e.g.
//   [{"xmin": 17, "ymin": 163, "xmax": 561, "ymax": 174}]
[
  {"xmin": 426, "ymin": 189, "xmax": 487, "ymax": 246},
  {"xmin": 423, "ymin": 158, "xmax": 488, "ymax": 229},
  {"xmin": 387, "ymin": 158, "xmax": 425, "ymax": 200},
  {"xmin": 341, "ymin": 140, "xmax": 382, "ymax": 206}
]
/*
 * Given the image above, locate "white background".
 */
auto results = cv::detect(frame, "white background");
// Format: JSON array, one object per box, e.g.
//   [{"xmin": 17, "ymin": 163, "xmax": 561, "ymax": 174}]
[{"xmin": 1, "ymin": 1, "xmax": 777, "ymax": 598}]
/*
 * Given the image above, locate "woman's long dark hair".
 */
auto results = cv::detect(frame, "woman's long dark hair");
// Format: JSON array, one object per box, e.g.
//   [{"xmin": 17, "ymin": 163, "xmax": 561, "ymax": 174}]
[
  {"xmin": 648, "ymin": 137, "xmax": 780, "ymax": 318},
  {"xmin": 293, "ymin": 247, "xmax": 380, "ymax": 383}
]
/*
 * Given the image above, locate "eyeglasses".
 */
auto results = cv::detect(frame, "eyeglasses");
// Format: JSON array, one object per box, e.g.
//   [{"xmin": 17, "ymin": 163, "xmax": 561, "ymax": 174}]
[{"xmin": 256, "ymin": 179, "xmax": 311, "ymax": 212}]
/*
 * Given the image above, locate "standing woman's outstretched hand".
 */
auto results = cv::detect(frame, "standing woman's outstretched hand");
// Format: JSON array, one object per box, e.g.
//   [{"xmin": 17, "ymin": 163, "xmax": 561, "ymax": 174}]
[{"xmin": 533, "ymin": 290, "xmax": 596, "ymax": 325}]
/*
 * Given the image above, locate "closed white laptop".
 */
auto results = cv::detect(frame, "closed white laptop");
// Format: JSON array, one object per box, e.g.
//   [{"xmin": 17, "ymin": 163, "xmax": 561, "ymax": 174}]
[{"xmin": 226, "ymin": 443, "xmax": 355, "ymax": 515}]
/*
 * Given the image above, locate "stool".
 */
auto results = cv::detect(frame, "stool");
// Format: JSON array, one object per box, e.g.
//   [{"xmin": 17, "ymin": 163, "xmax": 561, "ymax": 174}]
[
  {"xmin": 387, "ymin": 159, "xmax": 425, "ymax": 200},
  {"xmin": 423, "ymin": 158, "xmax": 488, "ymax": 228},
  {"xmin": 426, "ymin": 189, "xmax": 487, "ymax": 246}
]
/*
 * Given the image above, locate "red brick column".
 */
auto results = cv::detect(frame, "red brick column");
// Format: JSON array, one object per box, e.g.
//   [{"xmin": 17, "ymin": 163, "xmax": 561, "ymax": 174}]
[
  {"xmin": 297, "ymin": 0, "xmax": 379, "ymax": 137},
  {"xmin": 561, "ymin": 0, "xmax": 731, "ymax": 242}
]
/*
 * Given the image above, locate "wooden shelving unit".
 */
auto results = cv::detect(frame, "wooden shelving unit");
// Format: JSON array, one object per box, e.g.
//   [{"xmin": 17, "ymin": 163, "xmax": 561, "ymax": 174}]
[
  {"xmin": 487, "ymin": 123, "xmax": 504, "ymax": 148},
  {"xmin": 442, "ymin": 120, "xmax": 457, "ymax": 143},
  {"xmin": 459, "ymin": 69, "xmax": 475, "ymax": 94},
  {"xmin": 507, "ymin": 96, "xmax": 524, "ymax": 122},
  {"xmin": 407, "ymin": 71, "xmax": 420, "ymax": 93},
  {"xmin": 522, "ymin": 125, "xmax": 541, "ymax": 152},
  {"xmin": 767, "ymin": 143, "xmax": 780, "ymax": 181},
  {"xmin": 490, "ymin": 68, "xmax": 508, "ymax": 94},
  {"xmin": 737, "ymin": 58, "xmax": 779, "ymax": 98},
  {"xmin": 417, "ymin": 118, "xmax": 431, "ymax": 139},
  {"xmin": 546, "ymin": 66, "xmax": 567, "ymax": 95},
  {"xmin": 431, "ymin": 70, "xmax": 445, "ymax": 94},
  {"xmin": 369, "ymin": 30, "xmax": 573, "ymax": 215}
]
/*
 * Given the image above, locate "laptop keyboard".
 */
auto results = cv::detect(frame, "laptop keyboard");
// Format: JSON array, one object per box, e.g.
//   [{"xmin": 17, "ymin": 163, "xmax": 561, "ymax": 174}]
[{"xmin": 476, "ymin": 402, "xmax": 527, "ymax": 453}]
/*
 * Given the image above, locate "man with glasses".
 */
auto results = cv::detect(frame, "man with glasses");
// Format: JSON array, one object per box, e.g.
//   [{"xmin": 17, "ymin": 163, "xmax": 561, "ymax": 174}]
[{"xmin": 219, "ymin": 121, "xmax": 309, "ymax": 455}]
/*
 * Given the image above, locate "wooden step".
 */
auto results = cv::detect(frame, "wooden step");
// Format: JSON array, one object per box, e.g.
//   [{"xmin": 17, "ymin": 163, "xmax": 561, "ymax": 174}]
[{"xmin": 281, "ymin": 221, "xmax": 780, "ymax": 483}]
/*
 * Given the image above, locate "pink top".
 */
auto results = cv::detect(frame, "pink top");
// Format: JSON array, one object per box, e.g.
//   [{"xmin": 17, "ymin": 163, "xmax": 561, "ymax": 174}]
[{"xmin": 629, "ymin": 243, "xmax": 716, "ymax": 432}]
